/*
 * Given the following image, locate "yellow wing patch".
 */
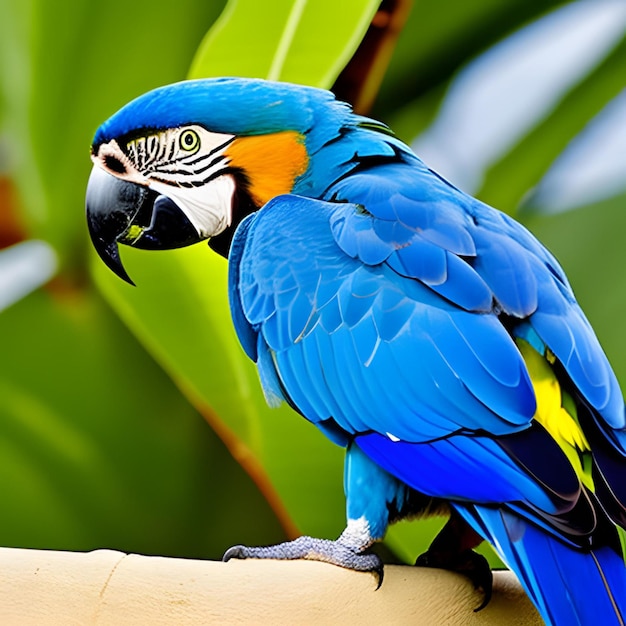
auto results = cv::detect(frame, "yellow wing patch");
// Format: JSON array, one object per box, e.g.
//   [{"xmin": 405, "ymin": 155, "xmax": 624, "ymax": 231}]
[
  {"xmin": 225, "ymin": 131, "xmax": 308, "ymax": 207},
  {"xmin": 516, "ymin": 338, "xmax": 594, "ymax": 491}
]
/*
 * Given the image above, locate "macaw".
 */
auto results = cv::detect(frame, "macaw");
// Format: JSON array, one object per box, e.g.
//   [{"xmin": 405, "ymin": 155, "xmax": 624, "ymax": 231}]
[{"xmin": 86, "ymin": 78, "xmax": 626, "ymax": 625}]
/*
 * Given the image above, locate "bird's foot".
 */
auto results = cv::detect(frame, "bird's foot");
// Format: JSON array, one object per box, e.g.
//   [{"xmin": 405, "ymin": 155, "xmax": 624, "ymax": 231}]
[
  {"xmin": 223, "ymin": 535, "xmax": 384, "ymax": 588},
  {"xmin": 416, "ymin": 548, "xmax": 493, "ymax": 611}
]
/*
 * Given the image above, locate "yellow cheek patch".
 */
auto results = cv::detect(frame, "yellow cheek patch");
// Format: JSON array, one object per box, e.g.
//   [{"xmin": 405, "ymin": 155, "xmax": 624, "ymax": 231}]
[
  {"xmin": 516, "ymin": 338, "xmax": 594, "ymax": 491},
  {"xmin": 225, "ymin": 131, "xmax": 308, "ymax": 207}
]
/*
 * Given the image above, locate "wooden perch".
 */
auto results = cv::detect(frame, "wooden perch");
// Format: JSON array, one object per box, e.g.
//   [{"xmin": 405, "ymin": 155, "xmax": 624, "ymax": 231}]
[{"xmin": 0, "ymin": 547, "xmax": 541, "ymax": 624}]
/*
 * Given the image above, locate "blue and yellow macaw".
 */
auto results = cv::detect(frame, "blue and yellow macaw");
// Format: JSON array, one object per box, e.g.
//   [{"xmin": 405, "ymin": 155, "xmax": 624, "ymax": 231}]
[{"xmin": 86, "ymin": 78, "xmax": 626, "ymax": 625}]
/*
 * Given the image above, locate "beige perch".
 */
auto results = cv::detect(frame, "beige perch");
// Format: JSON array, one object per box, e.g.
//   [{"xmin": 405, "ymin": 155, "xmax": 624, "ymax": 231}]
[{"xmin": 0, "ymin": 547, "xmax": 542, "ymax": 624}]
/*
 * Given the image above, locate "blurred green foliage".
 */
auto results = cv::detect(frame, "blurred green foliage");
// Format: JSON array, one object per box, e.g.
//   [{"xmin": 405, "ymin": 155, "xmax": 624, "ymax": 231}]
[{"xmin": 0, "ymin": 0, "xmax": 625, "ymax": 567}]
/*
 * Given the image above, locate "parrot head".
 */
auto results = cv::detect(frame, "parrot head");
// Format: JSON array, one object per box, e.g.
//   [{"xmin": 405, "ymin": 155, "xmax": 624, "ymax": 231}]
[{"xmin": 86, "ymin": 77, "xmax": 356, "ymax": 284}]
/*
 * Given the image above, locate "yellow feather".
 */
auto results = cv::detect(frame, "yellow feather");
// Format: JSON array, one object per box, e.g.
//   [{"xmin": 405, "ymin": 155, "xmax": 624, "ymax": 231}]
[
  {"xmin": 225, "ymin": 132, "xmax": 308, "ymax": 207},
  {"xmin": 516, "ymin": 338, "xmax": 594, "ymax": 491}
]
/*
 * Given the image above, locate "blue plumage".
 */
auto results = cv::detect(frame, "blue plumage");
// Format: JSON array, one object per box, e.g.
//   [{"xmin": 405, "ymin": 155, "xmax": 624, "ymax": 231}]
[
  {"xmin": 224, "ymin": 88, "xmax": 626, "ymax": 623},
  {"xmin": 95, "ymin": 78, "xmax": 330, "ymax": 143},
  {"xmin": 88, "ymin": 78, "xmax": 626, "ymax": 625},
  {"xmin": 457, "ymin": 505, "xmax": 626, "ymax": 624},
  {"xmin": 237, "ymin": 194, "xmax": 535, "ymax": 438}
]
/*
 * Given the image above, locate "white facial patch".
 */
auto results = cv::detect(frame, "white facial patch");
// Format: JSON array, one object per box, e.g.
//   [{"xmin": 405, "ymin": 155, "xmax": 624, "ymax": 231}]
[{"xmin": 149, "ymin": 174, "xmax": 236, "ymax": 239}]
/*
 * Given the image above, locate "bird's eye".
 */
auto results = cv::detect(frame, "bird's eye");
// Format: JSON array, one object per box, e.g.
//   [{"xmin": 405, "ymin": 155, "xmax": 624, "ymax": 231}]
[{"xmin": 179, "ymin": 129, "xmax": 200, "ymax": 153}]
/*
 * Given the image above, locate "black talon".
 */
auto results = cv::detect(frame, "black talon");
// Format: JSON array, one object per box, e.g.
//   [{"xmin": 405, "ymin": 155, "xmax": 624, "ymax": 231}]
[
  {"xmin": 415, "ymin": 511, "xmax": 493, "ymax": 611},
  {"xmin": 416, "ymin": 548, "xmax": 493, "ymax": 611},
  {"xmin": 372, "ymin": 558, "xmax": 385, "ymax": 590},
  {"xmin": 456, "ymin": 550, "xmax": 493, "ymax": 611}
]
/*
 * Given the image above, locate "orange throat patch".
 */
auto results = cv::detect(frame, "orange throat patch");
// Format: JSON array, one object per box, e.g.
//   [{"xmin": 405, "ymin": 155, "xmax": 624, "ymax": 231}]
[{"xmin": 225, "ymin": 131, "xmax": 309, "ymax": 207}]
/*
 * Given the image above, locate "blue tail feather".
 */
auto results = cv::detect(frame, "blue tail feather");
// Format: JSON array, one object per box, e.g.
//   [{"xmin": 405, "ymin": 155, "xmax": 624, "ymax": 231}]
[{"xmin": 457, "ymin": 505, "xmax": 626, "ymax": 626}]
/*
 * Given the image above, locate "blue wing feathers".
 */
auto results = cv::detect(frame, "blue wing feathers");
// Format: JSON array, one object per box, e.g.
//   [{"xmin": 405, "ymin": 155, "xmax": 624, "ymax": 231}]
[
  {"xmin": 370, "ymin": 287, "xmax": 413, "ymax": 342},
  {"xmin": 236, "ymin": 195, "xmax": 541, "ymax": 439},
  {"xmin": 229, "ymin": 156, "xmax": 626, "ymax": 626},
  {"xmin": 530, "ymin": 305, "xmax": 615, "ymax": 416},
  {"xmin": 472, "ymin": 229, "xmax": 538, "ymax": 317},
  {"xmin": 228, "ymin": 214, "xmax": 258, "ymax": 361},
  {"xmin": 356, "ymin": 432, "xmax": 559, "ymax": 511},
  {"xmin": 285, "ymin": 342, "xmax": 333, "ymax": 421},
  {"xmin": 387, "ymin": 237, "xmax": 448, "ymax": 284},
  {"xmin": 422, "ymin": 309, "xmax": 535, "ymax": 424},
  {"xmin": 434, "ymin": 251, "xmax": 493, "ymax": 311},
  {"xmin": 255, "ymin": 338, "xmax": 287, "ymax": 408},
  {"xmin": 328, "ymin": 170, "xmax": 623, "ymax": 428},
  {"xmin": 232, "ymin": 176, "xmax": 624, "ymax": 446}
]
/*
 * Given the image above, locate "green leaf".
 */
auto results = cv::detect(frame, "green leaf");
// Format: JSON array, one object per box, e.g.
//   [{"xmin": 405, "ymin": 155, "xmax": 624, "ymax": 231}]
[{"xmin": 188, "ymin": 0, "xmax": 380, "ymax": 87}]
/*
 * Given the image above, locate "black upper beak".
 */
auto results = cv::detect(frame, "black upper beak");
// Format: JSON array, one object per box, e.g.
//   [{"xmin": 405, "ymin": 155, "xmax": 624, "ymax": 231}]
[{"xmin": 85, "ymin": 166, "xmax": 201, "ymax": 285}]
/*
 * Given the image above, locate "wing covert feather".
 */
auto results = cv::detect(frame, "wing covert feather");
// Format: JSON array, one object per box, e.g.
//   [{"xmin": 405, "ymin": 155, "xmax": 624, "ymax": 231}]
[{"xmin": 234, "ymin": 195, "xmax": 537, "ymax": 442}]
